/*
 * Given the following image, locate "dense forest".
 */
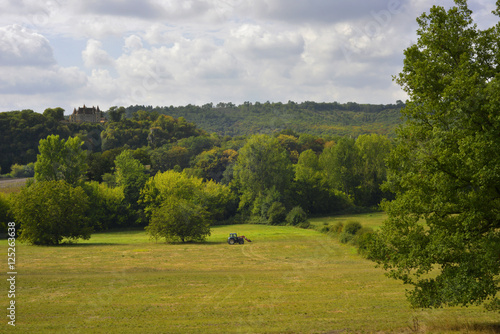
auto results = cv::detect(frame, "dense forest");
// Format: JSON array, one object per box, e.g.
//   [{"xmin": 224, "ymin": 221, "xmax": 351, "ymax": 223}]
[
  {"xmin": 120, "ymin": 100, "xmax": 404, "ymax": 137},
  {"xmin": 0, "ymin": 101, "xmax": 403, "ymax": 175}
]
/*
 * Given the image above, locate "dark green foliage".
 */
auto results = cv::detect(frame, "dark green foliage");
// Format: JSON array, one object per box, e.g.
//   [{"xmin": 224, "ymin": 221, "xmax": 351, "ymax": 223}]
[
  {"xmin": 0, "ymin": 193, "xmax": 13, "ymax": 234},
  {"xmin": 0, "ymin": 109, "xmax": 70, "ymax": 173},
  {"xmin": 320, "ymin": 137, "xmax": 360, "ymax": 198},
  {"xmin": 352, "ymin": 227, "xmax": 375, "ymax": 254},
  {"xmin": 354, "ymin": 134, "xmax": 393, "ymax": 206},
  {"xmin": 267, "ymin": 201, "xmax": 287, "ymax": 225},
  {"xmin": 343, "ymin": 221, "xmax": 362, "ymax": 235},
  {"xmin": 120, "ymin": 101, "xmax": 403, "ymax": 138},
  {"xmin": 114, "ymin": 150, "xmax": 149, "ymax": 225},
  {"xmin": 286, "ymin": 206, "xmax": 308, "ymax": 226},
  {"xmin": 9, "ymin": 163, "xmax": 35, "ymax": 178},
  {"xmin": 82, "ymin": 181, "xmax": 126, "ymax": 231},
  {"xmin": 339, "ymin": 232, "xmax": 354, "ymax": 244},
  {"xmin": 107, "ymin": 106, "xmax": 125, "ymax": 122},
  {"xmin": 11, "ymin": 180, "xmax": 91, "ymax": 245},
  {"xmin": 297, "ymin": 221, "xmax": 311, "ymax": 229},
  {"xmin": 320, "ymin": 225, "xmax": 331, "ymax": 234},
  {"xmin": 339, "ymin": 221, "xmax": 363, "ymax": 244},
  {"xmin": 43, "ymin": 107, "xmax": 65, "ymax": 122},
  {"xmin": 234, "ymin": 134, "xmax": 294, "ymax": 215}
]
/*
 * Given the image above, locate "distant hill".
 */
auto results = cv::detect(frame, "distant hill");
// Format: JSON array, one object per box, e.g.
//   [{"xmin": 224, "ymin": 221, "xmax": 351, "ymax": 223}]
[{"xmin": 120, "ymin": 101, "xmax": 404, "ymax": 138}]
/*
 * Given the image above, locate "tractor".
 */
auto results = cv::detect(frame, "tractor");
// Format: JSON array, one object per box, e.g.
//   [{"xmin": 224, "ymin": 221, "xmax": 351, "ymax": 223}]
[{"xmin": 227, "ymin": 233, "xmax": 252, "ymax": 245}]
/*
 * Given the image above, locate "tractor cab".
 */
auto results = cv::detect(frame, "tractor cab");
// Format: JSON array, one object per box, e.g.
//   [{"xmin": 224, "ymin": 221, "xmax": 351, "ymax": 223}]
[{"xmin": 227, "ymin": 233, "xmax": 252, "ymax": 245}]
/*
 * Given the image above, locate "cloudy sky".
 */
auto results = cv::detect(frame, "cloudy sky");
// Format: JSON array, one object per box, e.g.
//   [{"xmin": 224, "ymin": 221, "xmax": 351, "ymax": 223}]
[{"xmin": 0, "ymin": 0, "xmax": 497, "ymax": 114}]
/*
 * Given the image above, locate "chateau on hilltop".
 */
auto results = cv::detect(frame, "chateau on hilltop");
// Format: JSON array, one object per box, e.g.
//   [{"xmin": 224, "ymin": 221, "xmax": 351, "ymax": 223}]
[{"xmin": 69, "ymin": 105, "xmax": 105, "ymax": 123}]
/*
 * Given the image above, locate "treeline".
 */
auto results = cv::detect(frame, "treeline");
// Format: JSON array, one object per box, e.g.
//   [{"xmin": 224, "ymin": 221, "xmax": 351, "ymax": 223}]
[
  {"xmin": 0, "ymin": 101, "xmax": 402, "ymax": 175},
  {"xmin": 0, "ymin": 108, "xmax": 102, "ymax": 174},
  {"xmin": 119, "ymin": 101, "xmax": 404, "ymax": 137},
  {"xmin": 0, "ymin": 110, "xmax": 393, "ymax": 244}
]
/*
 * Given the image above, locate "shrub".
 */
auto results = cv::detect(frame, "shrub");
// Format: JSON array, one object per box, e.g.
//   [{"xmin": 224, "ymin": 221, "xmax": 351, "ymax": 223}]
[
  {"xmin": 146, "ymin": 198, "xmax": 210, "ymax": 243},
  {"xmin": 339, "ymin": 232, "xmax": 354, "ymax": 244},
  {"xmin": 10, "ymin": 163, "xmax": 35, "ymax": 178},
  {"xmin": 82, "ymin": 181, "xmax": 126, "ymax": 231},
  {"xmin": 297, "ymin": 220, "xmax": 311, "ymax": 229},
  {"xmin": 11, "ymin": 180, "xmax": 91, "ymax": 245},
  {"xmin": 353, "ymin": 227, "xmax": 375, "ymax": 253},
  {"xmin": 267, "ymin": 201, "xmax": 287, "ymax": 225},
  {"xmin": 343, "ymin": 221, "xmax": 362, "ymax": 235},
  {"xmin": 0, "ymin": 193, "xmax": 14, "ymax": 234},
  {"xmin": 286, "ymin": 206, "xmax": 308, "ymax": 226},
  {"xmin": 332, "ymin": 222, "xmax": 344, "ymax": 233},
  {"xmin": 320, "ymin": 225, "xmax": 331, "ymax": 233}
]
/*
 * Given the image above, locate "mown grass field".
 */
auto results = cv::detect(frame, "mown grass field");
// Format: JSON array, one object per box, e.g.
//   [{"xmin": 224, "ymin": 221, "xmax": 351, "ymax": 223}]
[
  {"xmin": 2, "ymin": 217, "xmax": 499, "ymax": 333},
  {"xmin": 0, "ymin": 177, "xmax": 28, "ymax": 194}
]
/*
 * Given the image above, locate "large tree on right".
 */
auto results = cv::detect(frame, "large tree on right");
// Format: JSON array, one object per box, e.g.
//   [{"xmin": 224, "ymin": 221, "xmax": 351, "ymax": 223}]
[{"xmin": 369, "ymin": 0, "xmax": 500, "ymax": 309}]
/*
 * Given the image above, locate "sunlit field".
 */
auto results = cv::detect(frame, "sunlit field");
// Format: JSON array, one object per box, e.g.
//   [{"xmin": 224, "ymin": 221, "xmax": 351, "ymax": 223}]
[
  {"xmin": 3, "ymin": 216, "xmax": 499, "ymax": 333},
  {"xmin": 0, "ymin": 177, "xmax": 28, "ymax": 194},
  {"xmin": 309, "ymin": 211, "xmax": 388, "ymax": 231}
]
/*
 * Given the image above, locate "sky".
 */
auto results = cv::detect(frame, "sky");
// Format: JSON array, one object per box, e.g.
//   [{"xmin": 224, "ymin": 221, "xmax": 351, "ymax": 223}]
[{"xmin": 0, "ymin": 0, "xmax": 497, "ymax": 115}]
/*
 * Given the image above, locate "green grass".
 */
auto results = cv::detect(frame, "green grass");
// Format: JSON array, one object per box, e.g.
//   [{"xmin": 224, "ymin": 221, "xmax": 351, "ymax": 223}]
[
  {"xmin": 309, "ymin": 211, "xmax": 388, "ymax": 231},
  {"xmin": 2, "ymin": 219, "xmax": 499, "ymax": 333}
]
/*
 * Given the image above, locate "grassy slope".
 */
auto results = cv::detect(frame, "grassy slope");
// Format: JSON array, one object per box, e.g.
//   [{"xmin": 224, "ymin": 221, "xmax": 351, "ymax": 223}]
[{"xmin": 3, "ymin": 220, "xmax": 499, "ymax": 333}]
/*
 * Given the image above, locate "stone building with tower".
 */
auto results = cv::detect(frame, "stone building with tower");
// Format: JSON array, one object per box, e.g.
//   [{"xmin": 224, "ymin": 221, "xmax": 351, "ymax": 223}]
[{"xmin": 69, "ymin": 105, "xmax": 105, "ymax": 123}]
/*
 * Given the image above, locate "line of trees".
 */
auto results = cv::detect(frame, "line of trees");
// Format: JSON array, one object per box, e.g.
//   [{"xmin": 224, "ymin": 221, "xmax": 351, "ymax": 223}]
[
  {"xmin": 0, "ymin": 101, "xmax": 403, "ymax": 176},
  {"xmin": 2, "ymin": 127, "xmax": 393, "ymax": 245}
]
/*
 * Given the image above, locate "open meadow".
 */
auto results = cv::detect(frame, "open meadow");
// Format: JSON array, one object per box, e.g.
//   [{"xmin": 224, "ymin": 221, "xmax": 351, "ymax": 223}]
[{"xmin": 2, "ymin": 216, "xmax": 499, "ymax": 333}]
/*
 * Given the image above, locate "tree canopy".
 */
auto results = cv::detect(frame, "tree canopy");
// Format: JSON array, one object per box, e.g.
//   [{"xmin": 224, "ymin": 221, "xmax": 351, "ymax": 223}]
[
  {"xmin": 233, "ymin": 134, "xmax": 294, "ymax": 212},
  {"xmin": 369, "ymin": 0, "xmax": 500, "ymax": 310},
  {"xmin": 11, "ymin": 180, "xmax": 91, "ymax": 245},
  {"xmin": 34, "ymin": 135, "xmax": 88, "ymax": 185}
]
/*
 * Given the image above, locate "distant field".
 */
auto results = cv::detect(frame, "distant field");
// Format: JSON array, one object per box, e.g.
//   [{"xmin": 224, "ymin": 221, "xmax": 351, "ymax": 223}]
[
  {"xmin": 3, "ymin": 216, "xmax": 499, "ymax": 333},
  {"xmin": 0, "ymin": 177, "xmax": 28, "ymax": 194},
  {"xmin": 309, "ymin": 211, "xmax": 388, "ymax": 231}
]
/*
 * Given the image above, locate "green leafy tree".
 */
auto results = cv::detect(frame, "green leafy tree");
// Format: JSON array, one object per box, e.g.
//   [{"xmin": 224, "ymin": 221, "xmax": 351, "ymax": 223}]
[
  {"xmin": 369, "ymin": 0, "xmax": 500, "ymax": 309},
  {"xmin": 354, "ymin": 134, "xmax": 392, "ymax": 206},
  {"xmin": 233, "ymin": 134, "xmax": 294, "ymax": 213},
  {"xmin": 294, "ymin": 149, "xmax": 340, "ymax": 214},
  {"xmin": 43, "ymin": 107, "xmax": 65, "ymax": 121},
  {"xmin": 320, "ymin": 137, "xmax": 361, "ymax": 198},
  {"xmin": 141, "ymin": 170, "xmax": 234, "ymax": 222},
  {"xmin": 114, "ymin": 150, "xmax": 149, "ymax": 223},
  {"xmin": 107, "ymin": 106, "xmax": 125, "ymax": 122},
  {"xmin": 82, "ymin": 181, "xmax": 126, "ymax": 231},
  {"xmin": 34, "ymin": 135, "xmax": 88, "ymax": 185},
  {"xmin": 146, "ymin": 198, "xmax": 210, "ymax": 243},
  {"xmin": 11, "ymin": 180, "xmax": 91, "ymax": 245}
]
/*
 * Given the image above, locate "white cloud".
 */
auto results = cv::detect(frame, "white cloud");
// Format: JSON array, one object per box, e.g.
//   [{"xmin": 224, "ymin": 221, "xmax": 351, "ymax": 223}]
[
  {"xmin": 229, "ymin": 24, "xmax": 304, "ymax": 60},
  {"xmin": 78, "ymin": 0, "xmax": 167, "ymax": 19},
  {"xmin": 124, "ymin": 35, "xmax": 143, "ymax": 52},
  {"xmin": 0, "ymin": 65, "xmax": 87, "ymax": 95},
  {"xmin": 82, "ymin": 39, "xmax": 115, "ymax": 68},
  {"xmin": 0, "ymin": 24, "xmax": 55, "ymax": 66},
  {"xmin": 0, "ymin": 0, "xmax": 495, "ymax": 113}
]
